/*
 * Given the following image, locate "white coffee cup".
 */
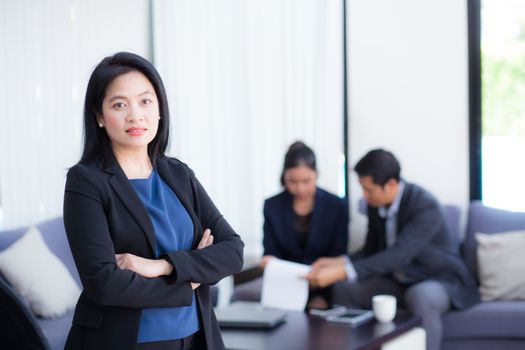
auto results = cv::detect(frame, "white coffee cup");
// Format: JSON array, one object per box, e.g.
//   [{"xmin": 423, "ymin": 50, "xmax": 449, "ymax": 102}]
[{"xmin": 372, "ymin": 295, "xmax": 397, "ymax": 323}]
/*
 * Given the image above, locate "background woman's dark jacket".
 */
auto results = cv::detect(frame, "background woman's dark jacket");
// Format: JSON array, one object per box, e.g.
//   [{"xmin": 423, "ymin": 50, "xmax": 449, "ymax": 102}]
[{"xmin": 263, "ymin": 188, "xmax": 348, "ymax": 264}]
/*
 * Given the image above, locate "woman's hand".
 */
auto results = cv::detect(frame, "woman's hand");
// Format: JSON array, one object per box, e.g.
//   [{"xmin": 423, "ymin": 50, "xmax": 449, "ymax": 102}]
[
  {"xmin": 190, "ymin": 229, "xmax": 214, "ymax": 290},
  {"xmin": 115, "ymin": 253, "xmax": 173, "ymax": 278},
  {"xmin": 115, "ymin": 228, "xmax": 214, "ymax": 287},
  {"xmin": 197, "ymin": 228, "xmax": 214, "ymax": 249},
  {"xmin": 259, "ymin": 255, "xmax": 275, "ymax": 269}
]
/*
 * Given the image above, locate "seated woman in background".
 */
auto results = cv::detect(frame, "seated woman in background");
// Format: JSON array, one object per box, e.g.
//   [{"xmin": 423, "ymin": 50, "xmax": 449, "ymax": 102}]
[{"xmin": 232, "ymin": 141, "xmax": 348, "ymax": 309}]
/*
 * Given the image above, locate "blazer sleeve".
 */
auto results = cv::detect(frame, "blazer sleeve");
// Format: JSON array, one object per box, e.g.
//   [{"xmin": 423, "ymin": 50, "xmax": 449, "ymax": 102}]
[
  {"xmin": 261, "ymin": 199, "xmax": 286, "ymax": 257},
  {"xmin": 329, "ymin": 199, "xmax": 349, "ymax": 256},
  {"xmin": 64, "ymin": 166, "xmax": 194, "ymax": 308},
  {"xmin": 164, "ymin": 168, "xmax": 244, "ymax": 285},
  {"xmin": 353, "ymin": 202, "xmax": 443, "ymax": 280}
]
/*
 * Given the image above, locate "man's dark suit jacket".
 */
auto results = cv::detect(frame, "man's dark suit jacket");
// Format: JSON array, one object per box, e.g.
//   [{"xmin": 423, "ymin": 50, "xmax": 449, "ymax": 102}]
[
  {"xmin": 263, "ymin": 188, "xmax": 348, "ymax": 264},
  {"xmin": 63, "ymin": 155, "xmax": 244, "ymax": 350},
  {"xmin": 352, "ymin": 182, "xmax": 479, "ymax": 310}
]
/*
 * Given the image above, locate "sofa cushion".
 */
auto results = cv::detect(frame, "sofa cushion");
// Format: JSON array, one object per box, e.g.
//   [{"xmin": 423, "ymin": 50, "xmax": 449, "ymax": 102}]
[
  {"xmin": 0, "ymin": 226, "xmax": 81, "ymax": 318},
  {"xmin": 442, "ymin": 300, "xmax": 525, "ymax": 339},
  {"xmin": 442, "ymin": 338, "xmax": 525, "ymax": 350},
  {"xmin": 476, "ymin": 230, "xmax": 525, "ymax": 301},
  {"xmin": 463, "ymin": 201, "xmax": 525, "ymax": 280},
  {"xmin": 0, "ymin": 227, "xmax": 27, "ymax": 251},
  {"xmin": 36, "ymin": 217, "xmax": 81, "ymax": 287},
  {"xmin": 0, "ymin": 218, "xmax": 81, "ymax": 287}
]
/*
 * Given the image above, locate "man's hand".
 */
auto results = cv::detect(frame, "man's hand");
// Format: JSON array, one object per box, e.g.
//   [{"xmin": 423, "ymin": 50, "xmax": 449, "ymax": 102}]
[
  {"xmin": 311, "ymin": 255, "xmax": 347, "ymax": 271},
  {"xmin": 304, "ymin": 265, "xmax": 347, "ymax": 288}
]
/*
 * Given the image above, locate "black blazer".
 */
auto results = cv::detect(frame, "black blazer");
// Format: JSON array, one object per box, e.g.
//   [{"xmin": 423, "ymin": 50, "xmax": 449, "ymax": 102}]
[
  {"xmin": 352, "ymin": 182, "xmax": 479, "ymax": 310},
  {"xmin": 263, "ymin": 188, "xmax": 348, "ymax": 264},
  {"xmin": 63, "ymin": 155, "xmax": 244, "ymax": 350}
]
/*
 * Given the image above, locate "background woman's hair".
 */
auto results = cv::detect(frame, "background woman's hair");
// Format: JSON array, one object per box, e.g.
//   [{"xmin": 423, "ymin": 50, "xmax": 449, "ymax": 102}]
[
  {"xmin": 280, "ymin": 141, "xmax": 317, "ymax": 186},
  {"xmin": 80, "ymin": 52, "xmax": 170, "ymax": 167}
]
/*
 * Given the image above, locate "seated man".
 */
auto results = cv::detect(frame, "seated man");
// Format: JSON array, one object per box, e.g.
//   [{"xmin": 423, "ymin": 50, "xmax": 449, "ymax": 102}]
[{"xmin": 305, "ymin": 149, "xmax": 479, "ymax": 350}]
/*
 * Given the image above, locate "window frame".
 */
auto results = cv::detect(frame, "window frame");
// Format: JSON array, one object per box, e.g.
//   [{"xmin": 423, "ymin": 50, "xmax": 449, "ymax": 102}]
[{"xmin": 468, "ymin": 0, "xmax": 482, "ymax": 201}]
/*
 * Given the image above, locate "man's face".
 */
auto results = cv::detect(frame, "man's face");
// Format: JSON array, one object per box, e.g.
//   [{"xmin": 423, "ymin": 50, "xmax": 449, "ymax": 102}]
[{"xmin": 358, "ymin": 175, "xmax": 397, "ymax": 208}]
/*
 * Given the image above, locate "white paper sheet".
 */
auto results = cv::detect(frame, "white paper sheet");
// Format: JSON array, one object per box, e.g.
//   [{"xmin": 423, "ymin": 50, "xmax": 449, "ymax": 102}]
[{"xmin": 261, "ymin": 258, "xmax": 310, "ymax": 311}]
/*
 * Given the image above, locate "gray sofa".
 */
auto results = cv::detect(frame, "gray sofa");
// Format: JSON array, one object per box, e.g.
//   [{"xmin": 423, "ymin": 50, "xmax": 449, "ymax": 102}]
[
  {"xmin": 0, "ymin": 217, "xmax": 219, "ymax": 350},
  {"xmin": 0, "ymin": 217, "xmax": 78, "ymax": 350},
  {"xmin": 230, "ymin": 201, "xmax": 525, "ymax": 349},
  {"xmin": 442, "ymin": 201, "xmax": 525, "ymax": 350}
]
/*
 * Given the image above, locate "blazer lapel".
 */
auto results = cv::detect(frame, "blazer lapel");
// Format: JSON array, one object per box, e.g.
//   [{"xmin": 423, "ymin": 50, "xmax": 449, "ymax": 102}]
[{"xmin": 103, "ymin": 155, "xmax": 157, "ymax": 256}]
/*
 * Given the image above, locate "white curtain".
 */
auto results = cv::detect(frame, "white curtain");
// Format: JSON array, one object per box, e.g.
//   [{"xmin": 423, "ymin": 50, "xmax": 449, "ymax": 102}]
[
  {"xmin": 0, "ymin": 0, "xmax": 150, "ymax": 229},
  {"xmin": 0, "ymin": 0, "xmax": 345, "ymax": 260},
  {"xmin": 153, "ymin": 0, "xmax": 344, "ymax": 257}
]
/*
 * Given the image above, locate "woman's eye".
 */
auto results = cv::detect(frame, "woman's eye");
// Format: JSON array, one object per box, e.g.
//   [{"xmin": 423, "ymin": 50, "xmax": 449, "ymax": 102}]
[
  {"xmin": 142, "ymin": 98, "xmax": 152, "ymax": 105},
  {"xmin": 113, "ymin": 102, "xmax": 126, "ymax": 109}
]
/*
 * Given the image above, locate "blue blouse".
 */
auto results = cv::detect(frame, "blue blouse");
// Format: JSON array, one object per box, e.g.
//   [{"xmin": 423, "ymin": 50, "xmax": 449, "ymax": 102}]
[{"xmin": 130, "ymin": 170, "xmax": 200, "ymax": 343}]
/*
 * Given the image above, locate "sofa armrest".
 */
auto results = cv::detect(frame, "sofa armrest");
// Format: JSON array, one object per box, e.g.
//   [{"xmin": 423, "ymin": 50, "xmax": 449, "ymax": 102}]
[{"xmin": 0, "ymin": 274, "xmax": 51, "ymax": 350}]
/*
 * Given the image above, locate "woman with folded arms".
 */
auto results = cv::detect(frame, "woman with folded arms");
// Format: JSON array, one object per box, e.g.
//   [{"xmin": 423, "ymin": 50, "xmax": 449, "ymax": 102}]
[{"xmin": 63, "ymin": 52, "xmax": 244, "ymax": 350}]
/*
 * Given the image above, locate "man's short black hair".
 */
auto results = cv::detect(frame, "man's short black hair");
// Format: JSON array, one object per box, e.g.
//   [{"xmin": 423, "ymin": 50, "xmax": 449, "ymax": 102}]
[{"xmin": 354, "ymin": 149, "xmax": 401, "ymax": 186}]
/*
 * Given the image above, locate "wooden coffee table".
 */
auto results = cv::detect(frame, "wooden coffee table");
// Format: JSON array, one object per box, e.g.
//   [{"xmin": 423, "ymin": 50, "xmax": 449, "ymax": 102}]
[{"xmin": 220, "ymin": 309, "xmax": 421, "ymax": 350}]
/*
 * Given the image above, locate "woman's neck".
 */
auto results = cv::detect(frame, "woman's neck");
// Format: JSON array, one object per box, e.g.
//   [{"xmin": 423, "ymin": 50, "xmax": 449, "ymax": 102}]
[
  {"xmin": 293, "ymin": 196, "xmax": 315, "ymax": 216},
  {"xmin": 113, "ymin": 147, "xmax": 152, "ymax": 179}
]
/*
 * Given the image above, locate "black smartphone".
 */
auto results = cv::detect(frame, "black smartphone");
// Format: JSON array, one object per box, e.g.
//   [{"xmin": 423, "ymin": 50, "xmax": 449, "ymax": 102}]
[{"xmin": 326, "ymin": 308, "xmax": 374, "ymax": 326}]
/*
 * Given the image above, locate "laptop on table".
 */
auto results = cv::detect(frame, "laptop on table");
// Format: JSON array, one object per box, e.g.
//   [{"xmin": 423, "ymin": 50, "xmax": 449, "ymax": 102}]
[{"xmin": 215, "ymin": 301, "xmax": 286, "ymax": 329}]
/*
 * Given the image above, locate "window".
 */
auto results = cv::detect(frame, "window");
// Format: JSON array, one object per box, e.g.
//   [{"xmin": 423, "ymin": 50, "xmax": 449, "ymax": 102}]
[{"xmin": 470, "ymin": 0, "xmax": 525, "ymax": 212}]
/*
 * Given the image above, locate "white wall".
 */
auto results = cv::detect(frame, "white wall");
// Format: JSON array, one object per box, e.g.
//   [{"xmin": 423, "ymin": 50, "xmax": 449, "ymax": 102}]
[
  {"xmin": 153, "ymin": 0, "xmax": 344, "ymax": 257},
  {"xmin": 0, "ymin": 1, "xmax": 344, "ymax": 254},
  {"xmin": 0, "ymin": 0, "xmax": 471, "ymax": 257},
  {"xmin": 0, "ymin": 0, "xmax": 150, "ymax": 229},
  {"xmin": 347, "ymin": 0, "xmax": 470, "ymax": 251}
]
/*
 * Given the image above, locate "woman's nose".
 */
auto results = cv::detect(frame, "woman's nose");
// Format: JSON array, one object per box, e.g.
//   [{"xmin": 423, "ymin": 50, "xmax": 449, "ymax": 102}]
[{"xmin": 126, "ymin": 105, "xmax": 145, "ymax": 122}]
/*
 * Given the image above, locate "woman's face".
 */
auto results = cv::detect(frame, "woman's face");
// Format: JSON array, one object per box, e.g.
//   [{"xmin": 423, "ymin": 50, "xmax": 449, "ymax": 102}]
[
  {"xmin": 97, "ymin": 71, "xmax": 160, "ymax": 154},
  {"xmin": 283, "ymin": 165, "xmax": 317, "ymax": 200}
]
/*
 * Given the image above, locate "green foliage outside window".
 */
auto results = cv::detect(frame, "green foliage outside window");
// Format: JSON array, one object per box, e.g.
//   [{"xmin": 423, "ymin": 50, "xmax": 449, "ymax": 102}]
[{"xmin": 482, "ymin": 13, "xmax": 525, "ymax": 137}]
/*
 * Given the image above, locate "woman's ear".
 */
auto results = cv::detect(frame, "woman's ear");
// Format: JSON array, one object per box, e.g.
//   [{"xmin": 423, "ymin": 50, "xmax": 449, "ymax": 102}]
[{"xmin": 96, "ymin": 115, "xmax": 104, "ymax": 128}]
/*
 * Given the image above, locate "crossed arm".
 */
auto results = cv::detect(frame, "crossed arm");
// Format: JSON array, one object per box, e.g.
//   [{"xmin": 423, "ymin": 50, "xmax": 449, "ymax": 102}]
[
  {"xmin": 65, "ymin": 164, "xmax": 243, "ymax": 309},
  {"xmin": 115, "ymin": 229, "xmax": 215, "ymax": 290}
]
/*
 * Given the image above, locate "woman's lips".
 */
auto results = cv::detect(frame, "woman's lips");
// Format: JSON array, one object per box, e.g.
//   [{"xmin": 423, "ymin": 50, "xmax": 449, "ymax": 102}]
[{"xmin": 126, "ymin": 127, "xmax": 147, "ymax": 136}]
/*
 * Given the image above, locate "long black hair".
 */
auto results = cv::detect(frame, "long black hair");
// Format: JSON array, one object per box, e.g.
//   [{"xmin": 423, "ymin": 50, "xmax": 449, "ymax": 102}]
[
  {"xmin": 280, "ymin": 141, "xmax": 317, "ymax": 186},
  {"xmin": 80, "ymin": 52, "xmax": 170, "ymax": 167}
]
